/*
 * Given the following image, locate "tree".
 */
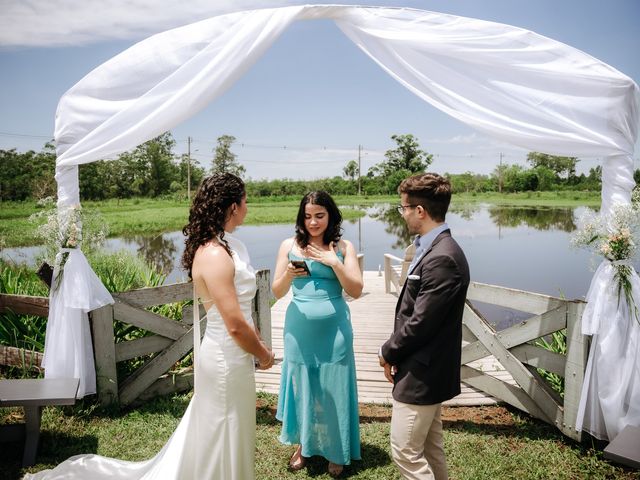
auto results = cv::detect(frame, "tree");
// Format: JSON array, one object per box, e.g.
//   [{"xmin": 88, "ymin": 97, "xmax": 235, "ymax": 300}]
[
  {"xmin": 375, "ymin": 134, "xmax": 433, "ymax": 176},
  {"xmin": 212, "ymin": 134, "xmax": 245, "ymax": 177},
  {"xmin": 527, "ymin": 152, "xmax": 578, "ymax": 180},
  {"xmin": 343, "ymin": 160, "xmax": 359, "ymax": 182}
]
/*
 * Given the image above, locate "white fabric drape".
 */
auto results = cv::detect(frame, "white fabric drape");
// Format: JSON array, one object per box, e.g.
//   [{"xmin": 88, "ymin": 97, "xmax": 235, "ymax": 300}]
[
  {"xmin": 576, "ymin": 260, "xmax": 640, "ymax": 440},
  {"xmin": 43, "ymin": 249, "xmax": 113, "ymax": 397},
  {"xmin": 50, "ymin": 4, "xmax": 638, "ymax": 437}
]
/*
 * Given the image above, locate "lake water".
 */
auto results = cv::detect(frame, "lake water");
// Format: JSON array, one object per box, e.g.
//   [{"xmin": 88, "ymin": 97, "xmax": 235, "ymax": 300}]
[
  {"xmin": 3, "ymin": 203, "xmax": 597, "ymax": 301},
  {"xmin": 5, "ymin": 203, "xmax": 606, "ymax": 329}
]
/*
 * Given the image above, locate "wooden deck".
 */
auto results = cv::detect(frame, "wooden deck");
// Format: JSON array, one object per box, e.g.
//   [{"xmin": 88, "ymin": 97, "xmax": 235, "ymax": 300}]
[{"xmin": 255, "ymin": 271, "xmax": 514, "ymax": 406}]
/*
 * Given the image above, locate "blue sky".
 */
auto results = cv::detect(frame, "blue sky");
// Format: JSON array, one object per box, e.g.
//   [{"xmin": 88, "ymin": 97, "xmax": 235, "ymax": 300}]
[{"xmin": 1, "ymin": 0, "xmax": 639, "ymax": 180}]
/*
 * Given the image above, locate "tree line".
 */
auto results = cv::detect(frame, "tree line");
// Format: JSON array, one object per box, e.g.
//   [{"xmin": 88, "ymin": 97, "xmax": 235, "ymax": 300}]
[{"xmin": 0, "ymin": 132, "xmax": 626, "ymax": 202}]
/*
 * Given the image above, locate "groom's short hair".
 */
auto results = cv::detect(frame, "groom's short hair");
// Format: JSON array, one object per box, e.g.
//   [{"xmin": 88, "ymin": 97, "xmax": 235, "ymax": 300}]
[{"xmin": 399, "ymin": 173, "xmax": 451, "ymax": 222}]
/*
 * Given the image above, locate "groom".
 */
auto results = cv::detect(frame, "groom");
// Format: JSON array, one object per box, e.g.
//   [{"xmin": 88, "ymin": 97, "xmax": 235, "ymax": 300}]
[{"xmin": 379, "ymin": 173, "xmax": 470, "ymax": 480}]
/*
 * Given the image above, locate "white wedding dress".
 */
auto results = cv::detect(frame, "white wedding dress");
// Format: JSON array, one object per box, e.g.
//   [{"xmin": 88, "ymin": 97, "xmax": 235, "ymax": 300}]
[{"xmin": 26, "ymin": 233, "xmax": 258, "ymax": 480}]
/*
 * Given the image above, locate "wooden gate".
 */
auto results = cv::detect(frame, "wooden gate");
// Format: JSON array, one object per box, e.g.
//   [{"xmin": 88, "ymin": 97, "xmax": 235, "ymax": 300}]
[
  {"xmin": 462, "ymin": 282, "xmax": 588, "ymax": 441},
  {"xmin": 90, "ymin": 270, "xmax": 271, "ymax": 407}
]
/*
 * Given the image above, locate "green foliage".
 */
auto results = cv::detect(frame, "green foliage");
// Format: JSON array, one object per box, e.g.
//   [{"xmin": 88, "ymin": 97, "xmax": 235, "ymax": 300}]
[
  {"xmin": 343, "ymin": 159, "xmax": 359, "ymax": 182},
  {"xmin": 447, "ymin": 171, "xmax": 492, "ymax": 194},
  {"xmin": 527, "ymin": 151, "xmax": 578, "ymax": 180},
  {"xmin": 367, "ymin": 134, "xmax": 433, "ymax": 193},
  {"xmin": 535, "ymin": 330, "xmax": 567, "ymax": 397},
  {"xmin": 0, "ymin": 143, "xmax": 56, "ymax": 201},
  {"xmin": 0, "ymin": 260, "xmax": 48, "ymax": 355},
  {"xmin": 211, "ymin": 134, "xmax": 245, "ymax": 177}
]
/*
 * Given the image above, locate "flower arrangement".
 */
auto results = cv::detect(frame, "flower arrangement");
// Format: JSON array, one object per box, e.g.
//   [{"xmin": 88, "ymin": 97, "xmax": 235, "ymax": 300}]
[
  {"xmin": 571, "ymin": 192, "xmax": 640, "ymax": 324},
  {"xmin": 30, "ymin": 201, "xmax": 108, "ymax": 290}
]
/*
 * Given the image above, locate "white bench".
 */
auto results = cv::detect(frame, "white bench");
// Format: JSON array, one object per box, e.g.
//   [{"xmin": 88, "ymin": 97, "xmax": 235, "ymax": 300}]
[
  {"xmin": 0, "ymin": 377, "xmax": 79, "ymax": 466},
  {"xmin": 383, "ymin": 243, "xmax": 415, "ymax": 294}
]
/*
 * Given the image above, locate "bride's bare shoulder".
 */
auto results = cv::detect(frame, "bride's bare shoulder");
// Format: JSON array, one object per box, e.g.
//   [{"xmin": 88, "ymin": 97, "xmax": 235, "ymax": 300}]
[{"xmin": 194, "ymin": 242, "xmax": 233, "ymax": 267}]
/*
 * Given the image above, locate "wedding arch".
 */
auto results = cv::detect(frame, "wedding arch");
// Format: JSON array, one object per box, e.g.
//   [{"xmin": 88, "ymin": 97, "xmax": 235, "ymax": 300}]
[{"xmin": 46, "ymin": 5, "xmax": 639, "ymax": 441}]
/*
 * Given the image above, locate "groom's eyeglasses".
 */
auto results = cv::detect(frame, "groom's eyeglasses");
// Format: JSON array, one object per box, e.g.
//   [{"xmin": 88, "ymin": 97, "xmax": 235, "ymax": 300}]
[{"xmin": 396, "ymin": 204, "xmax": 418, "ymax": 214}]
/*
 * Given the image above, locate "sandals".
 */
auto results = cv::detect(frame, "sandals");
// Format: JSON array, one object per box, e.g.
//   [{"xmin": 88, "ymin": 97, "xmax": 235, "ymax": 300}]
[
  {"xmin": 328, "ymin": 462, "xmax": 344, "ymax": 478},
  {"xmin": 289, "ymin": 445, "xmax": 343, "ymax": 477},
  {"xmin": 288, "ymin": 445, "xmax": 306, "ymax": 471}
]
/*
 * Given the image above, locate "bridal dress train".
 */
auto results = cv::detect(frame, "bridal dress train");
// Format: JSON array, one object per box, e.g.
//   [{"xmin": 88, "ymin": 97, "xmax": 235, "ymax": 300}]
[{"xmin": 26, "ymin": 233, "xmax": 258, "ymax": 480}]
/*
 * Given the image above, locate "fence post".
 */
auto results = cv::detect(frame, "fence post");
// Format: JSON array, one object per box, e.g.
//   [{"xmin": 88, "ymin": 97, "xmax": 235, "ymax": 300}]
[
  {"xmin": 252, "ymin": 269, "xmax": 272, "ymax": 349},
  {"xmin": 90, "ymin": 305, "xmax": 118, "ymax": 406},
  {"xmin": 561, "ymin": 300, "xmax": 587, "ymax": 441}
]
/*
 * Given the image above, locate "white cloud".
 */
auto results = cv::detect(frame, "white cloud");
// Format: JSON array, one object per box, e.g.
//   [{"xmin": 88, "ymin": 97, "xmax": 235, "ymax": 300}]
[{"xmin": 0, "ymin": 0, "xmax": 296, "ymax": 48}]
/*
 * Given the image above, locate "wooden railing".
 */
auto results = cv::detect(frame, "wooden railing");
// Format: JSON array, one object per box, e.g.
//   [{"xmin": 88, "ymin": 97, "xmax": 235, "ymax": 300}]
[
  {"xmin": 463, "ymin": 282, "xmax": 588, "ymax": 441},
  {"xmin": 90, "ymin": 269, "xmax": 272, "ymax": 407},
  {"xmin": 1, "ymin": 275, "xmax": 588, "ymax": 441}
]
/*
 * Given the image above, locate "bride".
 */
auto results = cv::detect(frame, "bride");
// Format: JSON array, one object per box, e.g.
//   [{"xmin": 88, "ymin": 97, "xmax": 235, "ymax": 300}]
[{"xmin": 27, "ymin": 173, "xmax": 275, "ymax": 479}]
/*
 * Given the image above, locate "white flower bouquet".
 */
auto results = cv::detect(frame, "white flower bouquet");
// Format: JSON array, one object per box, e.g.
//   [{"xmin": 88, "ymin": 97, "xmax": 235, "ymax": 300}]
[{"xmin": 571, "ymin": 194, "xmax": 640, "ymax": 324}]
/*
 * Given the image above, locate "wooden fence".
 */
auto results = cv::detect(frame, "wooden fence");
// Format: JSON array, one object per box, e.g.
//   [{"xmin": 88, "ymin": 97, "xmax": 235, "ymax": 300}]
[
  {"xmin": 463, "ymin": 282, "xmax": 588, "ymax": 441},
  {"xmin": 1, "ymin": 276, "xmax": 587, "ymax": 440},
  {"xmin": 90, "ymin": 269, "xmax": 272, "ymax": 407}
]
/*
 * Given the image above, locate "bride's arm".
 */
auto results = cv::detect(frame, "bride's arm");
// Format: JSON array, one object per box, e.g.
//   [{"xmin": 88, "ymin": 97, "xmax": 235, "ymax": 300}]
[{"xmin": 193, "ymin": 245, "xmax": 273, "ymax": 368}]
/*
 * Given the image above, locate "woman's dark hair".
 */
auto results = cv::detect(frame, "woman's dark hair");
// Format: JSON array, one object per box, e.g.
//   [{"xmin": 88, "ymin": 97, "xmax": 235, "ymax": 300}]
[
  {"xmin": 295, "ymin": 191, "xmax": 343, "ymax": 248},
  {"xmin": 181, "ymin": 173, "xmax": 245, "ymax": 278}
]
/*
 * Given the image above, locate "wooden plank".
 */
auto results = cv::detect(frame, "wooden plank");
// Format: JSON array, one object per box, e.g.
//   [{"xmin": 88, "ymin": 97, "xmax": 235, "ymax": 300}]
[
  {"xmin": 0, "ymin": 294, "xmax": 48, "ymax": 317},
  {"xmin": 561, "ymin": 301, "xmax": 587, "ymax": 441},
  {"xmin": 0, "ymin": 345, "xmax": 43, "ymax": 370},
  {"xmin": 133, "ymin": 372, "xmax": 194, "ymax": 406},
  {"xmin": 113, "ymin": 300, "xmax": 188, "ymax": 340},
  {"xmin": 463, "ymin": 302, "xmax": 563, "ymax": 426},
  {"xmin": 603, "ymin": 425, "xmax": 640, "ymax": 469},
  {"xmin": 113, "ymin": 282, "xmax": 192, "ymax": 308},
  {"xmin": 118, "ymin": 327, "xmax": 195, "ymax": 407},
  {"xmin": 467, "ymin": 282, "xmax": 566, "ymax": 315},
  {"xmin": 461, "ymin": 304, "xmax": 567, "ymax": 365},
  {"xmin": 511, "ymin": 344, "xmax": 566, "ymax": 377},
  {"xmin": 181, "ymin": 304, "xmax": 205, "ymax": 325},
  {"xmin": 90, "ymin": 305, "xmax": 118, "ymax": 406},
  {"xmin": 114, "ymin": 335, "xmax": 174, "ymax": 362},
  {"xmin": 461, "ymin": 365, "xmax": 549, "ymax": 420}
]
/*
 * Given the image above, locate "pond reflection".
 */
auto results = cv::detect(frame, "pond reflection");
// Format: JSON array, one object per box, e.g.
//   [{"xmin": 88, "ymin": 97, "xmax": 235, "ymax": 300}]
[
  {"xmin": 133, "ymin": 234, "xmax": 178, "ymax": 276},
  {"xmin": 487, "ymin": 206, "xmax": 576, "ymax": 232},
  {"xmin": 367, "ymin": 204, "xmax": 577, "ymax": 250}
]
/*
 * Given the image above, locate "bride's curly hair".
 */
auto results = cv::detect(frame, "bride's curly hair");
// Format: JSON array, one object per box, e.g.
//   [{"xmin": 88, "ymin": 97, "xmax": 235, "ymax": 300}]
[{"xmin": 181, "ymin": 173, "xmax": 245, "ymax": 278}]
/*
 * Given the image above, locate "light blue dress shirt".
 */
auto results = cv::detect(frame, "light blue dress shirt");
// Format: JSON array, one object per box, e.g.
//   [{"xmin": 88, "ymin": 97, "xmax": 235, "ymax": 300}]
[{"xmin": 408, "ymin": 222, "xmax": 449, "ymax": 273}]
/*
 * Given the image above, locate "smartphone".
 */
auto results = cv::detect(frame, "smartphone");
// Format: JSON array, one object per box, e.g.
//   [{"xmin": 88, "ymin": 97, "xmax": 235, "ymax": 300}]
[{"xmin": 290, "ymin": 260, "xmax": 311, "ymax": 275}]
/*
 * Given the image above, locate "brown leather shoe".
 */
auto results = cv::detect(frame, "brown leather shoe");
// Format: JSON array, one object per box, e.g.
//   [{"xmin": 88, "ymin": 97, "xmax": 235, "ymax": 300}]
[{"xmin": 288, "ymin": 445, "xmax": 306, "ymax": 471}]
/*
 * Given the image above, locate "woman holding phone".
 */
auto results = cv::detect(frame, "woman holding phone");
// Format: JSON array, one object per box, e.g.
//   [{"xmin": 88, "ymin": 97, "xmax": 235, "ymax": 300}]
[{"xmin": 272, "ymin": 191, "xmax": 363, "ymax": 477}]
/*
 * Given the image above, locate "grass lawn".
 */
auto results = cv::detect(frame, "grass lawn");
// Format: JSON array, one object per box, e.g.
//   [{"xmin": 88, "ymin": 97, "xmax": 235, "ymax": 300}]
[{"xmin": 2, "ymin": 392, "xmax": 636, "ymax": 480}]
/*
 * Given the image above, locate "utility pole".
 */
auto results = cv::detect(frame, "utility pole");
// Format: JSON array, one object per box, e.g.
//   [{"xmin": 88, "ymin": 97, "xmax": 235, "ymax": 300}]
[
  {"xmin": 498, "ymin": 152, "xmax": 504, "ymax": 194},
  {"xmin": 358, "ymin": 144, "xmax": 362, "ymax": 195},
  {"xmin": 187, "ymin": 136, "xmax": 192, "ymax": 201}
]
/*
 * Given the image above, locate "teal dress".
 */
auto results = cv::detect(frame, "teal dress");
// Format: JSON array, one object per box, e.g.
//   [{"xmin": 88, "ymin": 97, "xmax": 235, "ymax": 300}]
[{"xmin": 276, "ymin": 251, "xmax": 361, "ymax": 465}]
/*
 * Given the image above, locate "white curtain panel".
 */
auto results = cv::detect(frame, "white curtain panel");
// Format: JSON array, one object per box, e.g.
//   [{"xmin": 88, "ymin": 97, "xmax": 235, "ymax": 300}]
[{"xmin": 50, "ymin": 4, "xmax": 638, "ymax": 435}]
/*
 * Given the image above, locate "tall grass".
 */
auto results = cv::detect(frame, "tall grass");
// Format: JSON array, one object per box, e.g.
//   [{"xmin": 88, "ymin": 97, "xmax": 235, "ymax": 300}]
[
  {"xmin": 1, "ymin": 251, "xmax": 188, "ymax": 379},
  {"xmin": 535, "ymin": 329, "xmax": 567, "ymax": 397}
]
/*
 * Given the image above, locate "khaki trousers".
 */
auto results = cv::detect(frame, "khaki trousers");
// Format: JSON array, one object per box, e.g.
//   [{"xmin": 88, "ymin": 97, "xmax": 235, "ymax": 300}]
[{"xmin": 390, "ymin": 399, "xmax": 448, "ymax": 480}]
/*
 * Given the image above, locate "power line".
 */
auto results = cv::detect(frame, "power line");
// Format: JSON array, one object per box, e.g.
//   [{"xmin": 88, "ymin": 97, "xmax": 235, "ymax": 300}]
[{"xmin": 0, "ymin": 131, "xmax": 52, "ymax": 139}]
